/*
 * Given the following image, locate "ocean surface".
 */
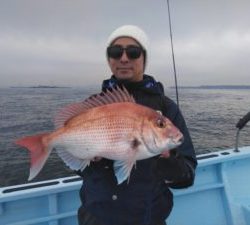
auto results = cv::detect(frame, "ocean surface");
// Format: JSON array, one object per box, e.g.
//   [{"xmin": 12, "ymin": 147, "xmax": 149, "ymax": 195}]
[{"xmin": 0, "ymin": 86, "xmax": 250, "ymax": 187}]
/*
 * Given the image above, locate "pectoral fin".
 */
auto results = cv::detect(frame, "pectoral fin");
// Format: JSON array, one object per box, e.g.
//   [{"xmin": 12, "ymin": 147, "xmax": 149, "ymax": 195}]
[
  {"xmin": 113, "ymin": 160, "xmax": 136, "ymax": 185},
  {"xmin": 56, "ymin": 148, "xmax": 90, "ymax": 171}
]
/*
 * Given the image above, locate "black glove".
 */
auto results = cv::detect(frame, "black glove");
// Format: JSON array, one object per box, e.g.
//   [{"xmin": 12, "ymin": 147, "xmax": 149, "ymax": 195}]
[{"xmin": 155, "ymin": 149, "xmax": 196, "ymax": 188}]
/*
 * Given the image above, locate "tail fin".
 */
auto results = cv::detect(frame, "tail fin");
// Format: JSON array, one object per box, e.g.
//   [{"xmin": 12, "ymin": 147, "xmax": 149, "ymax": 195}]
[{"xmin": 15, "ymin": 133, "xmax": 52, "ymax": 180}]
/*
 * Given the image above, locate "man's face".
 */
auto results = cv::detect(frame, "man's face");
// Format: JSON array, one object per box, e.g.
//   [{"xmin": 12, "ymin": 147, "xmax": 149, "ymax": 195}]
[{"xmin": 107, "ymin": 37, "xmax": 145, "ymax": 82}]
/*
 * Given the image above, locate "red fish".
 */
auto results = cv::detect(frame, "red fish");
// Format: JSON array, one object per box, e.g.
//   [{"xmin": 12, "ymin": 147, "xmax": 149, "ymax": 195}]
[{"xmin": 16, "ymin": 87, "xmax": 183, "ymax": 184}]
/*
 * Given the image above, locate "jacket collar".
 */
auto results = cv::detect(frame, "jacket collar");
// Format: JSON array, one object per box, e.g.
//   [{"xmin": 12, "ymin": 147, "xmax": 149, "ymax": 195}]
[{"xmin": 102, "ymin": 74, "xmax": 164, "ymax": 95}]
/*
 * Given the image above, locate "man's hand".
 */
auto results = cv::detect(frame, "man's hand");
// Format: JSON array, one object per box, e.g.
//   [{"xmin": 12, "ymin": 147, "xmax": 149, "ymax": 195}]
[
  {"xmin": 160, "ymin": 150, "xmax": 170, "ymax": 158},
  {"xmin": 91, "ymin": 157, "xmax": 102, "ymax": 162}
]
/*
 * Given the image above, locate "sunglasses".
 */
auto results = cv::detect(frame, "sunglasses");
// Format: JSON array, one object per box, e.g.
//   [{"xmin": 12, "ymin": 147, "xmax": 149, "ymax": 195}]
[{"xmin": 107, "ymin": 45, "xmax": 144, "ymax": 60}]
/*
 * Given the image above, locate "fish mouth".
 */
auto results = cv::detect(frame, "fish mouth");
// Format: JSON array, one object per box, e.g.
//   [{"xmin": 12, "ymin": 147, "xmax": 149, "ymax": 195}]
[
  {"xmin": 146, "ymin": 134, "xmax": 184, "ymax": 155},
  {"xmin": 173, "ymin": 132, "xmax": 184, "ymax": 144},
  {"xmin": 174, "ymin": 135, "xmax": 184, "ymax": 145},
  {"xmin": 168, "ymin": 135, "xmax": 184, "ymax": 149}
]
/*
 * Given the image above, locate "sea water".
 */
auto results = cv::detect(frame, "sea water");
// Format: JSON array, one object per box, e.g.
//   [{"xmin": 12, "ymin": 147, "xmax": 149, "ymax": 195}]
[{"xmin": 0, "ymin": 86, "xmax": 249, "ymax": 187}]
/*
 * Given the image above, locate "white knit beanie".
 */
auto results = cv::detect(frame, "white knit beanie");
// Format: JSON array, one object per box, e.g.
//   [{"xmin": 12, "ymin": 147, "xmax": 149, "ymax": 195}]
[{"xmin": 106, "ymin": 25, "xmax": 149, "ymax": 69}]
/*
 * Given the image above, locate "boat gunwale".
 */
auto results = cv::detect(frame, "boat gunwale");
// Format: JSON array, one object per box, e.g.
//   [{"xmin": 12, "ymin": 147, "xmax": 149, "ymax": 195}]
[{"xmin": 0, "ymin": 146, "xmax": 250, "ymax": 202}]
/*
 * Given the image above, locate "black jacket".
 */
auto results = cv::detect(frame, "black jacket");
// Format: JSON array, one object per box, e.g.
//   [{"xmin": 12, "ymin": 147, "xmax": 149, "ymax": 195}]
[{"xmin": 77, "ymin": 75, "xmax": 197, "ymax": 225}]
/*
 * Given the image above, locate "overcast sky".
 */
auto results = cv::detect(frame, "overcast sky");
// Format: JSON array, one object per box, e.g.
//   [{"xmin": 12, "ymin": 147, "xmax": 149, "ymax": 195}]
[{"xmin": 0, "ymin": 0, "xmax": 250, "ymax": 87}]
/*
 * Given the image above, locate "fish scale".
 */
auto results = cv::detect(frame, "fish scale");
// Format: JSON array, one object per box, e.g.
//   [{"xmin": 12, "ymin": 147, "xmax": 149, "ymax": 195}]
[{"xmin": 54, "ymin": 115, "xmax": 139, "ymax": 160}]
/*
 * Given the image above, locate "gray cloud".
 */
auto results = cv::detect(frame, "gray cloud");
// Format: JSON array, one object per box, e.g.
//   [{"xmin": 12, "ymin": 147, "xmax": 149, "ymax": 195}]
[{"xmin": 0, "ymin": 0, "xmax": 250, "ymax": 87}]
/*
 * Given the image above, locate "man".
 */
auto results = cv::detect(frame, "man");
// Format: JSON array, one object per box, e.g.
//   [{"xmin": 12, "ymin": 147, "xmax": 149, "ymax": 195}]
[{"xmin": 77, "ymin": 25, "xmax": 197, "ymax": 225}]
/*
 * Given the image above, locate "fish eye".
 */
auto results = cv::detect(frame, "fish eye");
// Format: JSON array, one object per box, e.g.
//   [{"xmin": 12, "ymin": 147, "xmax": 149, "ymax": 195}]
[{"xmin": 156, "ymin": 118, "xmax": 166, "ymax": 128}]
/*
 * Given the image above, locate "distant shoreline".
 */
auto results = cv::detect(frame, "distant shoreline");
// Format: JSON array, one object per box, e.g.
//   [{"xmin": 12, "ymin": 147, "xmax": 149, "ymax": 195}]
[
  {"xmin": 10, "ymin": 85, "xmax": 71, "ymax": 89},
  {"xmin": 6, "ymin": 85, "xmax": 250, "ymax": 90},
  {"xmin": 170, "ymin": 85, "xmax": 250, "ymax": 90}
]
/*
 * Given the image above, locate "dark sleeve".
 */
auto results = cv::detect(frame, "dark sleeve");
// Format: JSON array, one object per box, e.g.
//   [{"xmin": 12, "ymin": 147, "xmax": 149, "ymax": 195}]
[{"xmin": 156, "ymin": 96, "xmax": 197, "ymax": 189}]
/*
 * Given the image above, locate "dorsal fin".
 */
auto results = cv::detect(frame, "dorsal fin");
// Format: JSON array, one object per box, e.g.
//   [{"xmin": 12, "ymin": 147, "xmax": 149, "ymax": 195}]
[{"xmin": 54, "ymin": 86, "xmax": 135, "ymax": 128}]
